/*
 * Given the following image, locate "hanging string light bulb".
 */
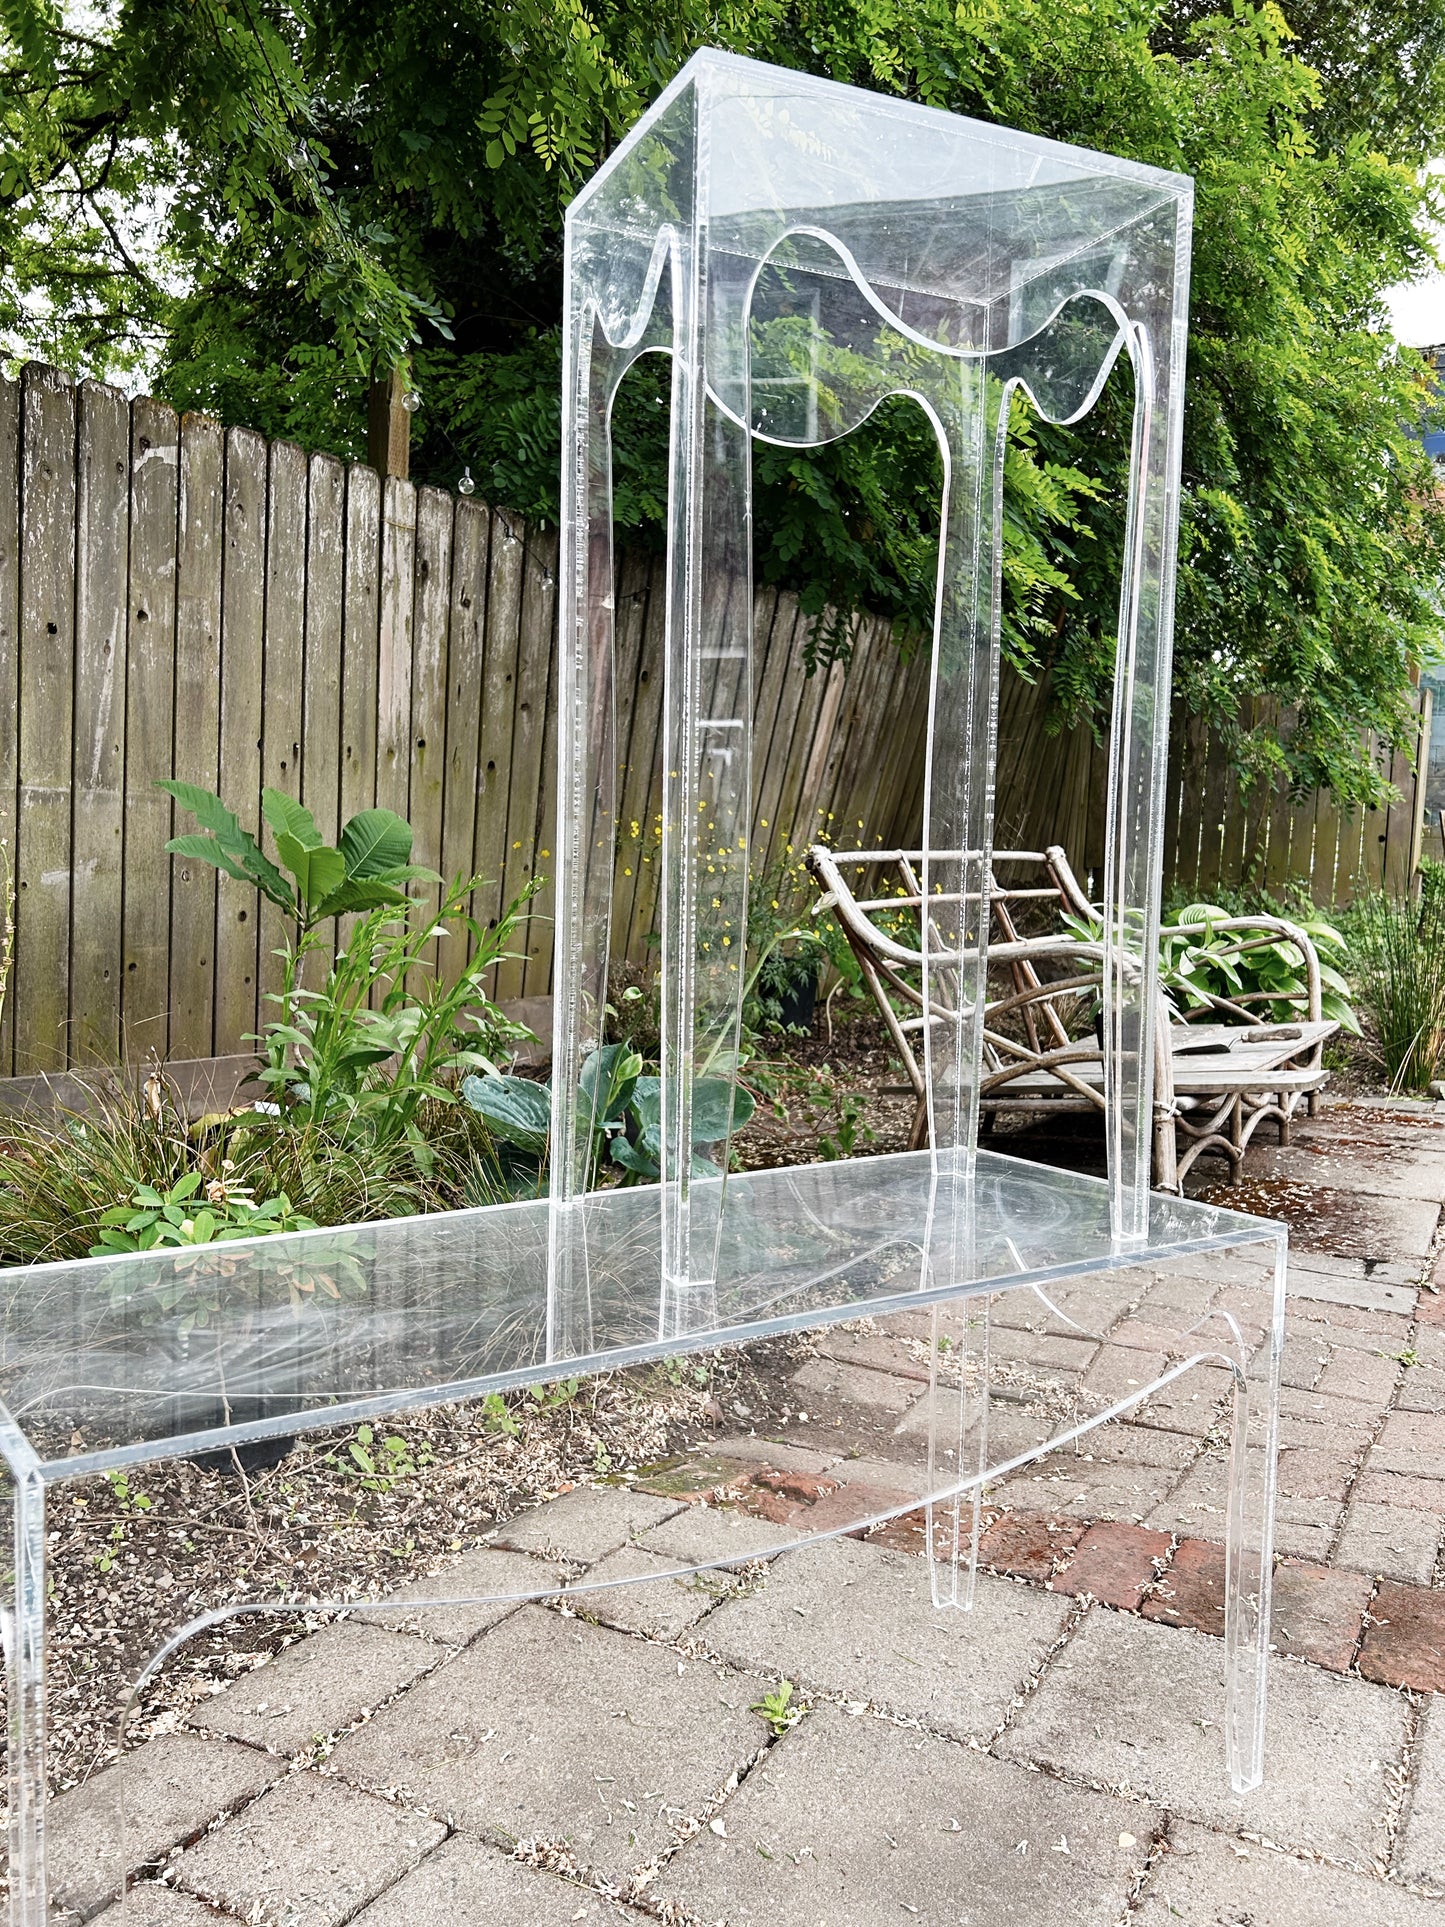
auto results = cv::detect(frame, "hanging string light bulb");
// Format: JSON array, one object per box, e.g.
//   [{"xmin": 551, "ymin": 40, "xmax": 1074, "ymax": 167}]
[
  {"xmin": 401, "ymin": 387, "xmax": 422, "ymax": 415},
  {"xmin": 458, "ymin": 466, "xmax": 476, "ymax": 497}
]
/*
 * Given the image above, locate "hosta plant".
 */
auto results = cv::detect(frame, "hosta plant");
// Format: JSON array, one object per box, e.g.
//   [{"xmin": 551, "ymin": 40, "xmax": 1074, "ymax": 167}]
[{"xmin": 461, "ymin": 1043, "xmax": 756, "ymax": 1195}]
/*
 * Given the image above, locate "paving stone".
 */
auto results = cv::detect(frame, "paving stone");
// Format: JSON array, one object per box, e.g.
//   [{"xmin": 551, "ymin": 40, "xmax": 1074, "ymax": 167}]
[
  {"xmin": 1276, "ymin": 1440, "xmax": 1360, "ymax": 1503},
  {"xmin": 1371, "ymin": 1409, "xmax": 1445, "ymax": 1478},
  {"xmin": 351, "ymin": 1548, "xmax": 568, "ymax": 1645},
  {"xmin": 348, "ymin": 1833, "xmax": 646, "ymax": 1924},
  {"xmin": 1279, "ymin": 1383, "xmax": 1384, "ymax": 1432},
  {"xmin": 1141, "ymin": 1269, "xmax": 1240, "ymax": 1314},
  {"xmin": 90, "ymin": 1886, "xmax": 232, "ymax": 1927},
  {"xmin": 1136, "ymin": 1818, "xmax": 1444, "ymax": 1924},
  {"xmin": 1108, "ymin": 1316, "xmax": 1212, "ymax": 1356},
  {"xmin": 979, "ymin": 1510, "xmax": 1085, "ymax": 1581},
  {"xmin": 187, "ymin": 1623, "xmax": 437, "ymax": 1754},
  {"xmin": 989, "ymin": 1454, "xmax": 1176, "ymax": 1522},
  {"xmin": 1334, "ymin": 1502, "xmax": 1442, "ymax": 1585},
  {"xmin": 862, "ymin": 1501, "xmax": 992, "ymax": 1558},
  {"xmin": 1277, "ymin": 1404, "xmax": 1375, "ymax": 1452},
  {"xmin": 768, "ymin": 1391, "xmax": 927, "ymax": 1459},
  {"xmin": 638, "ymin": 1500, "xmax": 792, "ymax": 1567},
  {"xmin": 997, "ymin": 1276, "xmax": 1144, "ymax": 1332},
  {"xmin": 749, "ymin": 1465, "xmax": 843, "ymax": 1505},
  {"xmin": 892, "ymin": 1387, "xmax": 1057, "ymax": 1460},
  {"xmin": 1295, "ymin": 1308, "xmax": 1417, "ymax": 1347},
  {"xmin": 1289, "ymin": 1266, "xmax": 1421, "ymax": 1316},
  {"xmin": 698, "ymin": 1536, "xmax": 1072, "ymax": 1742},
  {"xmin": 495, "ymin": 1486, "xmax": 684, "ymax": 1563},
  {"xmin": 632, "ymin": 1448, "xmax": 768, "ymax": 1501},
  {"xmin": 1135, "ymin": 1365, "xmax": 1238, "ymax": 1437},
  {"xmin": 1081, "ymin": 1346, "xmax": 1171, "ymax": 1408},
  {"xmin": 1280, "ymin": 1329, "xmax": 1330, "ymax": 1392},
  {"xmin": 328, "ymin": 1606, "xmax": 764, "ymax": 1873},
  {"xmin": 657, "ymin": 1704, "xmax": 1158, "ymax": 1927},
  {"xmin": 1269, "ymin": 1560, "xmax": 1373, "ymax": 1671},
  {"xmin": 1315, "ymin": 1351, "xmax": 1407, "ymax": 1407},
  {"xmin": 175, "ymin": 1772, "xmax": 445, "ymax": 1927},
  {"xmin": 998, "ymin": 1609, "xmax": 1409, "ymax": 1862},
  {"xmin": 789, "ymin": 1356, "xmax": 921, "ymax": 1416},
  {"xmin": 764, "ymin": 1476, "xmax": 917, "ymax": 1538},
  {"xmin": 1419, "ymin": 1286, "xmax": 1445, "ymax": 1328},
  {"xmin": 1354, "ymin": 1467, "xmax": 1445, "ymax": 1513},
  {"xmin": 1397, "ymin": 1698, "xmax": 1445, "ymax": 1891},
  {"xmin": 818, "ymin": 1451, "xmax": 932, "ymax": 1525},
  {"xmin": 1358, "ymin": 1580, "xmax": 1445, "ymax": 1691},
  {"xmin": 1076, "ymin": 1422, "xmax": 1200, "ymax": 1470},
  {"xmin": 576, "ymin": 1544, "xmax": 732, "ymax": 1639},
  {"xmin": 988, "ymin": 1325, "xmax": 1099, "ymax": 1373},
  {"xmin": 1397, "ymin": 1366, "xmax": 1445, "ymax": 1414},
  {"xmin": 1053, "ymin": 1522, "xmax": 1170, "ymax": 1609},
  {"xmin": 1254, "ymin": 1140, "xmax": 1445, "ymax": 1210},
  {"xmin": 728, "ymin": 1456, "xmax": 901, "ymax": 1533},
  {"xmin": 1281, "ymin": 1189, "xmax": 1440, "ymax": 1263},
  {"xmin": 813, "ymin": 1327, "xmax": 932, "ymax": 1381},
  {"xmin": 45, "ymin": 1733, "xmax": 285, "ymax": 1917},
  {"xmin": 708, "ymin": 1436, "xmax": 840, "ymax": 1474},
  {"xmin": 1148, "ymin": 1469, "xmax": 1341, "ymax": 1559},
  {"xmin": 872, "ymin": 1303, "xmax": 966, "ymax": 1344},
  {"xmin": 1285, "ymin": 1249, "xmax": 1421, "ymax": 1292},
  {"xmin": 1142, "ymin": 1536, "xmax": 1227, "ymax": 1637}
]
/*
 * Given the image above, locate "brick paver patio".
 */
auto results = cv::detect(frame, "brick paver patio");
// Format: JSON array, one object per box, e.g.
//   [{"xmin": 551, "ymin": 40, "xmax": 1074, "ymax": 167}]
[{"xmin": 45, "ymin": 1100, "xmax": 1445, "ymax": 1923}]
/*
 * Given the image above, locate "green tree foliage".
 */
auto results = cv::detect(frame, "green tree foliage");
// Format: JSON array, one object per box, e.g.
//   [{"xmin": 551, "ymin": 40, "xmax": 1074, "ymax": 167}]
[{"xmin": 3, "ymin": 0, "xmax": 1443, "ymax": 802}]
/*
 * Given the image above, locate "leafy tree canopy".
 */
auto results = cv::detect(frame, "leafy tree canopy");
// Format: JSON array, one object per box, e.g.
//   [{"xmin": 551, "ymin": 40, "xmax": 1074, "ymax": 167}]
[{"xmin": 3, "ymin": 0, "xmax": 1444, "ymax": 803}]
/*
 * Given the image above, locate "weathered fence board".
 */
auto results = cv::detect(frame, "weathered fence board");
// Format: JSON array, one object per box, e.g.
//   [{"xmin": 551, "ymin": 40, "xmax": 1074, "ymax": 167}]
[
  {"xmin": 440, "ymin": 498, "xmax": 490, "ymax": 918},
  {"xmin": 375, "ymin": 473, "xmax": 416, "ymax": 826},
  {"xmin": 258, "ymin": 439, "xmax": 307, "ymax": 1013},
  {"xmin": 339, "ymin": 463, "xmax": 382, "ymax": 830},
  {"xmin": 0, "ymin": 377, "xmax": 19, "ymax": 1074},
  {"xmin": 170, "ymin": 411, "xmax": 225, "ymax": 1061},
  {"xmin": 122, "ymin": 395, "xmax": 180, "ymax": 1062},
  {"xmin": 300, "ymin": 450, "xmax": 346, "ymax": 986},
  {"xmin": 71, "ymin": 380, "xmax": 130, "ymax": 1064},
  {"xmin": 215, "ymin": 427, "xmax": 268, "ymax": 1054},
  {"xmin": 0, "ymin": 364, "xmax": 1426, "ymax": 1072},
  {"xmin": 500, "ymin": 525, "xmax": 557, "ymax": 1006},
  {"xmin": 17, "ymin": 366, "xmax": 78, "ymax": 1072},
  {"xmin": 410, "ymin": 485, "xmax": 453, "ymax": 979},
  {"xmin": 473, "ymin": 510, "xmax": 525, "ymax": 971}
]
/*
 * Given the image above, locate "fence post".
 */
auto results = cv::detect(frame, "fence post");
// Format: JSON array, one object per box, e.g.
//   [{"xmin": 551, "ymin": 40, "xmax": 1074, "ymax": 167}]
[{"xmin": 367, "ymin": 365, "xmax": 411, "ymax": 481}]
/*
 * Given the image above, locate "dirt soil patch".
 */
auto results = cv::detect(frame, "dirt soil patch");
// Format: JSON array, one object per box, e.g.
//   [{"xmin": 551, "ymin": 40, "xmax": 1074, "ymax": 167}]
[{"xmin": 21, "ymin": 1340, "xmax": 809, "ymax": 1799}]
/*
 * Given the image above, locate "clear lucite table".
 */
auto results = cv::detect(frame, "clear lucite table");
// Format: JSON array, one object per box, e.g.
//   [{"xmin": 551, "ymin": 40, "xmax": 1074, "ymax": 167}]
[{"xmin": 0, "ymin": 1148, "xmax": 1284, "ymax": 1921}]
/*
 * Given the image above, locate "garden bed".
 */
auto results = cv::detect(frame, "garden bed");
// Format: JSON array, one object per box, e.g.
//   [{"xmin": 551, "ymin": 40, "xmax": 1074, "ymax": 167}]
[{"xmin": 24, "ymin": 1338, "xmax": 810, "ymax": 1798}]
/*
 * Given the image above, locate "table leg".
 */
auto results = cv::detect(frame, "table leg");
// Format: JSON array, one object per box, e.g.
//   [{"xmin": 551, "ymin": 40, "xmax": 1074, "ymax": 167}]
[
  {"xmin": 927, "ymin": 1296, "xmax": 990, "ymax": 1611},
  {"xmin": 4, "ymin": 1466, "xmax": 47, "ymax": 1927},
  {"xmin": 1222, "ymin": 1234, "xmax": 1286, "ymax": 1793}
]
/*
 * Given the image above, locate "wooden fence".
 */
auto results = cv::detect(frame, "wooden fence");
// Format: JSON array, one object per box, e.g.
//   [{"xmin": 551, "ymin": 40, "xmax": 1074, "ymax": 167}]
[
  {"xmin": 0, "ymin": 360, "xmax": 1424, "ymax": 1074},
  {"xmin": 988, "ymin": 678, "xmax": 1429, "ymax": 910},
  {"xmin": 0, "ymin": 363, "xmax": 932, "ymax": 1075}
]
